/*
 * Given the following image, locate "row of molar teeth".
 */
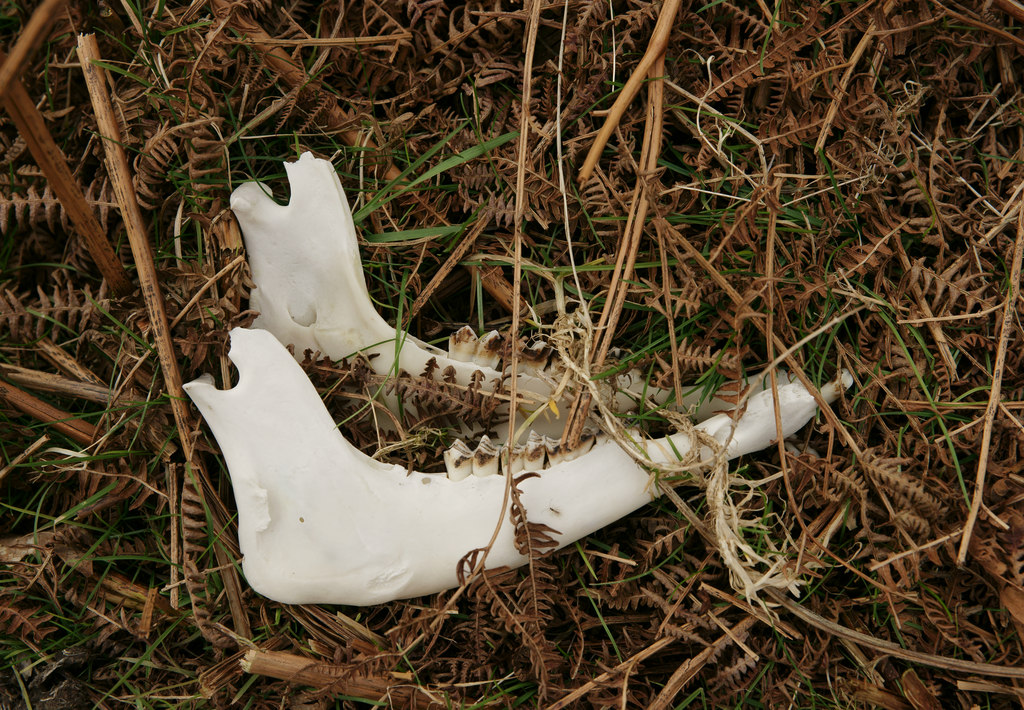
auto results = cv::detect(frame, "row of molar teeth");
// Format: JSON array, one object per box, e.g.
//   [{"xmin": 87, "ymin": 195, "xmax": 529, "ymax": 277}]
[
  {"xmin": 448, "ymin": 326, "xmax": 557, "ymax": 374},
  {"xmin": 447, "ymin": 327, "xmax": 657, "ymax": 400},
  {"xmin": 443, "ymin": 430, "xmax": 598, "ymax": 480}
]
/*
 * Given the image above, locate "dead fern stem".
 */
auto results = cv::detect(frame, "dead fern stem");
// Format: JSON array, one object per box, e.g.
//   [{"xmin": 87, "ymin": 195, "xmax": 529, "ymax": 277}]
[{"xmin": 957, "ymin": 205, "xmax": 1024, "ymax": 563}]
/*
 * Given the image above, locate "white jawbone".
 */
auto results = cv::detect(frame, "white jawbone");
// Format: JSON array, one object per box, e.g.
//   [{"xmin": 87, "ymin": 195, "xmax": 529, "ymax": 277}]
[
  {"xmin": 186, "ymin": 153, "xmax": 851, "ymax": 606},
  {"xmin": 230, "ymin": 152, "xmax": 755, "ymax": 426},
  {"xmin": 186, "ymin": 328, "xmax": 849, "ymax": 606}
]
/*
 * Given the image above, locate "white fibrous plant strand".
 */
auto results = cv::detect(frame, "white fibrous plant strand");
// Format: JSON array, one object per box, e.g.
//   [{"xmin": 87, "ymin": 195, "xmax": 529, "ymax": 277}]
[
  {"xmin": 185, "ymin": 153, "xmax": 852, "ymax": 606},
  {"xmin": 548, "ymin": 311, "xmax": 832, "ymax": 601}
]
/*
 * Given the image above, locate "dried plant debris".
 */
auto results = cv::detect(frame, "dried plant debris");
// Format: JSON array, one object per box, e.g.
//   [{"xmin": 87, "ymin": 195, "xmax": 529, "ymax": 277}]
[{"xmin": 2, "ymin": 0, "xmax": 1024, "ymax": 707}]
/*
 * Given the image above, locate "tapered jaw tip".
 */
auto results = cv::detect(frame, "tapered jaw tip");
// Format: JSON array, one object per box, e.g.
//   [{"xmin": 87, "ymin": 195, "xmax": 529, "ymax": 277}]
[{"xmin": 820, "ymin": 369, "xmax": 854, "ymax": 403}]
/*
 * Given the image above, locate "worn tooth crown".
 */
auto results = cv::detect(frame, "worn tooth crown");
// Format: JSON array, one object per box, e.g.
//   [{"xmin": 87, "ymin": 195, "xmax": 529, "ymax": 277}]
[
  {"xmin": 448, "ymin": 326, "xmax": 478, "ymax": 362},
  {"xmin": 474, "ymin": 331, "xmax": 503, "ymax": 370},
  {"xmin": 472, "ymin": 435, "xmax": 500, "ymax": 477},
  {"xmin": 522, "ymin": 431, "xmax": 546, "ymax": 471},
  {"xmin": 443, "ymin": 439, "xmax": 474, "ymax": 481},
  {"xmin": 519, "ymin": 340, "xmax": 551, "ymax": 371}
]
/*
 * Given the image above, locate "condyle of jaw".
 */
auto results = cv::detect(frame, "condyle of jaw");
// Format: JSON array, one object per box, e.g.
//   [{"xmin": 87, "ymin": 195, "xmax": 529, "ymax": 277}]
[
  {"xmin": 229, "ymin": 152, "xmax": 763, "ymax": 429},
  {"xmin": 185, "ymin": 327, "xmax": 850, "ymax": 606}
]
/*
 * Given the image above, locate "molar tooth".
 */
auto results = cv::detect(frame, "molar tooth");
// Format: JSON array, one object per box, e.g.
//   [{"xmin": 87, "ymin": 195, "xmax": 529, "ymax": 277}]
[
  {"xmin": 560, "ymin": 432, "xmax": 596, "ymax": 463},
  {"xmin": 472, "ymin": 435, "xmax": 500, "ymax": 477},
  {"xmin": 448, "ymin": 326, "xmax": 478, "ymax": 362},
  {"xmin": 522, "ymin": 431, "xmax": 546, "ymax": 472},
  {"xmin": 503, "ymin": 442, "xmax": 526, "ymax": 475},
  {"xmin": 519, "ymin": 340, "xmax": 551, "ymax": 373},
  {"xmin": 544, "ymin": 435, "xmax": 569, "ymax": 467},
  {"xmin": 474, "ymin": 331, "xmax": 503, "ymax": 370},
  {"xmin": 443, "ymin": 440, "xmax": 474, "ymax": 481}
]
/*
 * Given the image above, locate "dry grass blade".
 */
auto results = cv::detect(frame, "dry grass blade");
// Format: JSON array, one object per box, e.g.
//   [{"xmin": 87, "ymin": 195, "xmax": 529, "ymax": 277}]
[
  {"xmin": 36, "ymin": 337, "xmax": 104, "ymax": 385},
  {"xmin": 229, "ymin": 32, "xmax": 412, "ymax": 47},
  {"xmin": 76, "ymin": 34, "xmax": 188, "ymax": 453},
  {"xmin": 241, "ymin": 649, "xmax": 434, "ymax": 708},
  {"xmin": 0, "ymin": 364, "xmax": 112, "ymax": 405}
]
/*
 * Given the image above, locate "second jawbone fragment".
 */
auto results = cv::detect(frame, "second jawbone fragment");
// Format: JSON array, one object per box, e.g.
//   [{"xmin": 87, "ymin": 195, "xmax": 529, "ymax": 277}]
[
  {"xmin": 185, "ymin": 327, "xmax": 850, "ymax": 606},
  {"xmin": 230, "ymin": 152, "xmax": 737, "ymax": 423},
  {"xmin": 230, "ymin": 152, "xmax": 549, "ymax": 397}
]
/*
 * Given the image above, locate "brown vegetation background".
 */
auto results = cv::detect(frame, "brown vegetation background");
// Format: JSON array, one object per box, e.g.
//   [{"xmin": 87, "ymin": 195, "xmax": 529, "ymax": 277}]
[{"xmin": 2, "ymin": 0, "xmax": 1024, "ymax": 707}]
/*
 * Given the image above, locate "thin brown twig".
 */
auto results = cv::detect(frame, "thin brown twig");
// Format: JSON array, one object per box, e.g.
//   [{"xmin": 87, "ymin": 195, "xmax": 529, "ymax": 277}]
[
  {"xmin": 768, "ymin": 589, "xmax": 1024, "ymax": 678},
  {"xmin": 577, "ymin": 0, "xmax": 681, "ymax": 184},
  {"xmin": 934, "ymin": 0, "xmax": 1024, "ymax": 49},
  {"xmin": 0, "ymin": 0, "xmax": 68, "ymax": 102},
  {"xmin": 813, "ymin": 20, "xmax": 876, "ymax": 153},
  {"xmin": 169, "ymin": 254, "xmax": 246, "ymax": 329},
  {"xmin": 0, "ymin": 379, "xmax": 96, "ymax": 446},
  {"xmin": 957, "ymin": 207, "xmax": 1024, "ymax": 564},
  {"xmin": 0, "ymin": 434, "xmax": 49, "ymax": 484},
  {"xmin": 648, "ymin": 615, "xmax": 759, "ymax": 710},
  {"xmin": 229, "ymin": 32, "xmax": 411, "ymax": 47},
  {"xmin": 0, "ymin": 49, "xmax": 132, "ymax": 296},
  {"xmin": 407, "ymin": 215, "xmax": 491, "ymax": 322},
  {"xmin": 77, "ymin": 33, "xmax": 251, "ymax": 642},
  {"xmin": 548, "ymin": 636, "xmax": 676, "ymax": 710},
  {"xmin": 560, "ymin": 51, "xmax": 667, "ymax": 449}
]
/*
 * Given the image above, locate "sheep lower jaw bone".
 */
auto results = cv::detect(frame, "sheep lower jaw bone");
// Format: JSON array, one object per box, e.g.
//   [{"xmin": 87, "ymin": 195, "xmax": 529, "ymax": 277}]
[
  {"xmin": 231, "ymin": 152, "xmax": 720, "ymax": 424},
  {"xmin": 185, "ymin": 328, "xmax": 850, "ymax": 606}
]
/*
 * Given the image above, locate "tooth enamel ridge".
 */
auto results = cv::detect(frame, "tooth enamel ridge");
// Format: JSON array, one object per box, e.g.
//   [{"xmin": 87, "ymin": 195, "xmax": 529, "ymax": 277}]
[{"xmin": 185, "ymin": 328, "xmax": 850, "ymax": 606}]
